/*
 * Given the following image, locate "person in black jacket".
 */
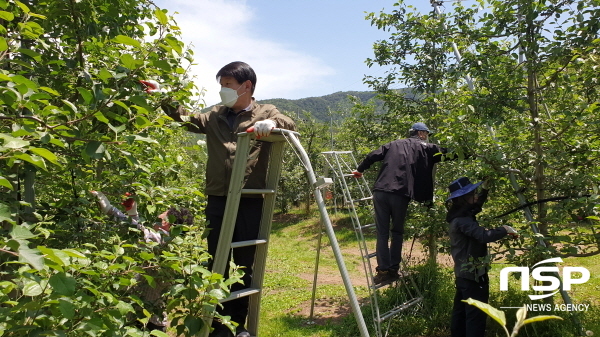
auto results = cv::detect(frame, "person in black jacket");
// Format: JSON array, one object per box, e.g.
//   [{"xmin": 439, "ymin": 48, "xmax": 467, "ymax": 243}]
[
  {"xmin": 446, "ymin": 177, "xmax": 517, "ymax": 337},
  {"xmin": 352, "ymin": 122, "xmax": 452, "ymax": 285}
]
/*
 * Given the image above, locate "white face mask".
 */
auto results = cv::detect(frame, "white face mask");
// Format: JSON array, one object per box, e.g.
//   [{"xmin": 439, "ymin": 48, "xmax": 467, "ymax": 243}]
[{"xmin": 219, "ymin": 84, "xmax": 246, "ymax": 108}]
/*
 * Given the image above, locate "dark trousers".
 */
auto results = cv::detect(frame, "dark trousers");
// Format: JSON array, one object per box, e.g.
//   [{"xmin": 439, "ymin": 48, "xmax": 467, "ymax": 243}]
[
  {"xmin": 373, "ymin": 191, "xmax": 410, "ymax": 272},
  {"xmin": 206, "ymin": 195, "xmax": 264, "ymax": 329},
  {"xmin": 451, "ymin": 275, "xmax": 490, "ymax": 337}
]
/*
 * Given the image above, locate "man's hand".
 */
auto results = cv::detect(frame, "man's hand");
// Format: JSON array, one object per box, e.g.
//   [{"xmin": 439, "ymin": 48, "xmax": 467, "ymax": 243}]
[
  {"xmin": 139, "ymin": 80, "xmax": 165, "ymax": 94},
  {"xmin": 503, "ymin": 225, "xmax": 519, "ymax": 238},
  {"xmin": 91, "ymin": 191, "xmax": 119, "ymax": 216},
  {"xmin": 253, "ymin": 119, "xmax": 276, "ymax": 138},
  {"xmin": 352, "ymin": 171, "xmax": 363, "ymax": 178},
  {"xmin": 121, "ymin": 195, "xmax": 138, "ymax": 217}
]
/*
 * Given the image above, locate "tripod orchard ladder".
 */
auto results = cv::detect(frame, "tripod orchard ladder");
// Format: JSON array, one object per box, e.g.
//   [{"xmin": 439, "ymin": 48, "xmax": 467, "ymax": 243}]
[
  {"xmin": 201, "ymin": 129, "xmax": 370, "ymax": 337},
  {"xmin": 320, "ymin": 151, "xmax": 423, "ymax": 337}
]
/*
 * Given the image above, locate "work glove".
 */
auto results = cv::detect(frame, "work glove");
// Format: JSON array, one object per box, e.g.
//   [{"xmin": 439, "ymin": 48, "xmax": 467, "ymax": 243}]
[
  {"xmin": 121, "ymin": 195, "xmax": 138, "ymax": 217},
  {"xmin": 139, "ymin": 225, "xmax": 162, "ymax": 243},
  {"xmin": 253, "ymin": 119, "xmax": 276, "ymax": 138},
  {"xmin": 351, "ymin": 171, "xmax": 363, "ymax": 178},
  {"xmin": 139, "ymin": 80, "xmax": 166, "ymax": 94},
  {"xmin": 91, "ymin": 191, "xmax": 118, "ymax": 216},
  {"xmin": 503, "ymin": 225, "xmax": 519, "ymax": 238}
]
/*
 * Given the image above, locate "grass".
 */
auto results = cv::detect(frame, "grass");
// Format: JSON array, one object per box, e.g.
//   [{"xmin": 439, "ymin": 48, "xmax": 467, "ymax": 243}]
[{"xmin": 257, "ymin": 206, "xmax": 600, "ymax": 337}]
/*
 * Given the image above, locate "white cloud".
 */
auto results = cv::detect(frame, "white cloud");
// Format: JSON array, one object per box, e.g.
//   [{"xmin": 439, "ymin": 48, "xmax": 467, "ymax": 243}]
[{"xmin": 158, "ymin": 0, "xmax": 335, "ymax": 106}]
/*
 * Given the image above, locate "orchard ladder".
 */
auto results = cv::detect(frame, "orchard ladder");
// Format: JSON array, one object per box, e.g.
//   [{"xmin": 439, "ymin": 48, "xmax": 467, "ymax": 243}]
[
  {"xmin": 319, "ymin": 151, "xmax": 423, "ymax": 337},
  {"xmin": 201, "ymin": 129, "xmax": 370, "ymax": 337}
]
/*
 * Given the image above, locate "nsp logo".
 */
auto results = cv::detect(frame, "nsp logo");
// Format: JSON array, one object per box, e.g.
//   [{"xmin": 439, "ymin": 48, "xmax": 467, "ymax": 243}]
[{"xmin": 499, "ymin": 257, "xmax": 590, "ymax": 300}]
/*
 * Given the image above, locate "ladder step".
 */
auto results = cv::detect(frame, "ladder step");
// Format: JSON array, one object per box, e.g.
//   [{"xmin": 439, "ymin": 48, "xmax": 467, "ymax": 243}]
[
  {"xmin": 353, "ymin": 196, "xmax": 373, "ymax": 203},
  {"xmin": 360, "ymin": 223, "xmax": 376, "ymax": 231},
  {"xmin": 241, "ymin": 189, "xmax": 276, "ymax": 195},
  {"xmin": 220, "ymin": 287, "xmax": 261, "ymax": 303},
  {"xmin": 231, "ymin": 239, "xmax": 268, "ymax": 249},
  {"xmin": 376, "ymin": 297, "xmax": 423, "ymax": 322},
  {"xmin": 365, "ymin": 252, "xmax": 377, "ymax": 259}
]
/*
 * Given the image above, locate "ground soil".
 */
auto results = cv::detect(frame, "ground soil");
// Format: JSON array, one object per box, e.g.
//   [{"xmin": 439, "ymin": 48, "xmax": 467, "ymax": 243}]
[{"xmin": 290, "ymin": 238, "xmax": 453, "ymax": 325}]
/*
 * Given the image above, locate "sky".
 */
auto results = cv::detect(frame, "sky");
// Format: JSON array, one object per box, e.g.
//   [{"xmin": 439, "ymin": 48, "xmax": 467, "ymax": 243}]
[{"xmin": 152, "ymin": 0, "xmax": 435, "ymax": 106}]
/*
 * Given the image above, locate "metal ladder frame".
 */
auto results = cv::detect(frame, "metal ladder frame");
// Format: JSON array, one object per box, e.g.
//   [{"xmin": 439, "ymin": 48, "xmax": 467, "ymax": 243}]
[
  {"xmin": 319, "ymin": 151, "xmax": 423, "ymax": 337},
  {"xmin": 201, "ymin": 129, "xmax": 370, "ymax": 337}
]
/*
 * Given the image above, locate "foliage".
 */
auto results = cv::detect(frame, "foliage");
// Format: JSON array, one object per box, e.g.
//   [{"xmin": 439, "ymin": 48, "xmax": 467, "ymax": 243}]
[
  {"xmin": 363, "ymin": 0, "xmax": 600, "ymax": 264},
  {"xmin": 0, "ymin": 0, "xmax": 226, "ymax": 335},
  {"xmin": 463, "ymin": 298, "xmax": 562, "ymax": 337}
]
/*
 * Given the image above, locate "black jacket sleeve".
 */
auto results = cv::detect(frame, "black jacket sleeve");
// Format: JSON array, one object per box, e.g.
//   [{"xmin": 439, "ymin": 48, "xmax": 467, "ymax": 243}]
[{"xmin": 356, "ymin": 142, "xmax": 390, "ymax": 172}]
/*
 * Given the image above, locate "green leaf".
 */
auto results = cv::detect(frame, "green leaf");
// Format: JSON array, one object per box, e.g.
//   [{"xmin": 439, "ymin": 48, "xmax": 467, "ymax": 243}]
[
  {"xmin": 0, "ymin": 176, "xmax": 13, "ymax": 190},
  {"xmin": 462, "ymin": 298, "xmax": 506, "ymax": 327},
  {"xmin": 22, "ymin": 279, "xmax": 43, "ymax": 296},
  {"xmin": 134, "ymin": 135, "xmax": 158, "ymax": 144},
  {"xmin": 139, "ymin": 251, "xmax": 155, "ymax": 261},
  {"xmin": 62, "ymin": 99, "xmax": 77, "ymax": 114},
  {"xmin": 113, "ymin": 35, "xmax": 141, "ymax": 48},
  {"xmin": 0, "ymin": 203, "xmax": 14, "ymax": 224},
  {"xmin": 39, "ymin": 86, "xmax": 60, "ymax": 95},
  {"xmin": 94, "ymin": 111, "xmax": 109, "ymax": 124},
  {"xmin": 183, "ymin": 315, "xmax": 203, "ymax": 335},
  {"xmin": 11, "ymin": 75, "xmax": 37, "ymax": 89},
  {"xmin": 97, "ymin": 68, "xmax": 113, "ymax": 82},
  {"xmin": 0, "ymin": 10, "xmax": 14, "ymax": 21},
  {"xmin": 85, "ymin": 141, "xmax": 106, "ymax": 160},
  {"xmin": 0, "ymin": 134, "xmax": 30, "ymax": 148},
  {"xmin": 0, "ymin": 281, "xmax": 16, "ymax": 294},
  {"xmin": 14, "ymin": 0, "xmax": 30, "ymax": 13},
  {"xmin": 120, "ymin": 53, "xmax": 136, "ymax": 69},
  {"xmin": 13, "ymin": 153, "xmax": 47, "ymax": 171},
  {"xmin": 112, "ymin": 100, "xmax": 131, "ymax": 113},
  {"xmin": 10, "ymin": 224, "xmax": 35, "ymax": 240},
  {"xmin": 522, "ymin": 315, "xmax": 563, "ymax": 325},
  {"xmin": 28, "ymin": 147, "xmax": 60, "ymax": 166},
  {"xmin": 0, "ymin": 36, "xmax": 7, "ymax": 52},
  {"xmin": 18, "ymin": 48, "xmax": 41, "ymax": 62},
  {"xmin": 19, "ymin": 246, "xmax": 44, "ymax": 270},
  {"xmin": 58, "ymin": 298, "xmax": 75, "ymax": 319},
  {"xmin": 134, "ymin": 115, "xmax": 151, "ymax": 129},
  {"xmin": 115, "ymin": 301, "xmax": 134, "ymax": 315},
  {"xmin": 108, "ymin": 123, "xmax": 127, "ymax": 135},
  {"xmin": 154, "ymin": 8, "xmax": 168, "ymax": 25},
  {"xmin": 38, "ymin": 246, "xmax": 71, "ymax": 267},
  {"xmin": 49, "ymin": 272, "xmax": 77, "ymax": 296},
  {"xmin": 76, "ymin": 87, "xmax": 94, "ymax": 104}
]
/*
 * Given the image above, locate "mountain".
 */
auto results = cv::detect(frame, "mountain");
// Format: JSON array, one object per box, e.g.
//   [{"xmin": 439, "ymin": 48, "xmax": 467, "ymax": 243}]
[{"xmin": 258, "ymin": 91, "xmax": 380, "ymax": 121}]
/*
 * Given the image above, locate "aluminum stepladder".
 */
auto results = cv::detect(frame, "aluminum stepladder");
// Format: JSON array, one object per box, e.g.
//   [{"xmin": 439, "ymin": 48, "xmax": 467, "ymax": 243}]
[
  {"xmin": 201, "ymin": 129, "xmax": 370, "ymax": 337},
  {"xmin": 320, "ymin": 151, "xmax": 423, "ymax": 337}
]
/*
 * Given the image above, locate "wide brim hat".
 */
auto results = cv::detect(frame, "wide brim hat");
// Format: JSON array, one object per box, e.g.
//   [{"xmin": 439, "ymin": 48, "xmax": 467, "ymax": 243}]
[
  {"xmin": 410, "ymin": 122, "xmax": 434, "ymax": 134},
  {"xmin": 447, "ymin": 177, "xmax": 482, "ymax": 201}
]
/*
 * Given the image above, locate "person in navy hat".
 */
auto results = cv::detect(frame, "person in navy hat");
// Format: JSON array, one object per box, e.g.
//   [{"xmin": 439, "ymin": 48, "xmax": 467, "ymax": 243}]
[
  {"xmin": 352, "ymin": 122, "xmax": 456, "ymax": 285},
  {"xmin": 446, "ymin": 177, "xmax": 517, "ymax": 337}
]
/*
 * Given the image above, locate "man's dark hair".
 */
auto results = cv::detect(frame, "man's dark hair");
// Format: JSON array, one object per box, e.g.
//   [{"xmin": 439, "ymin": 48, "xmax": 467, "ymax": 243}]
[
  {"xmin": 216, "ymin": 61, "xmax": 257, "ymax": 93},
  {"xmin": 165, "ymin": 207, "xmax": 193, "ymax": 225}
]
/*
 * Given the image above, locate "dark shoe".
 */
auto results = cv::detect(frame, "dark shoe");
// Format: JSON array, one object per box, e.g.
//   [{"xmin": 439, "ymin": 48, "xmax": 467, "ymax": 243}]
[
  {"xmin": 236, "ymin": 328, "xmax": 251, "ymax": 337},
  {"xmin": 146, "ymin": 322, "xmax": 166, "ymax": 332},
  {"xmin": 374, "ymin": 269, "xmax": 399, "ymax": 286}
]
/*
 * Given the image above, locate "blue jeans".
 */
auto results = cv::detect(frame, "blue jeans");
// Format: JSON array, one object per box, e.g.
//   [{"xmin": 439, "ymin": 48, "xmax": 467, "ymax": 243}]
[{"xmin": 373, "ymin": 191, "xmax": 410, "ymax": 272}]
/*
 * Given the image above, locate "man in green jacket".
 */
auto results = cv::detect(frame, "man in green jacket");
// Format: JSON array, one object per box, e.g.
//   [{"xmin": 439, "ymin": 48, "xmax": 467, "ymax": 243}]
[{"xmin": 159, "ymin": 61, "xmax": 296, "ymax": 337}]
